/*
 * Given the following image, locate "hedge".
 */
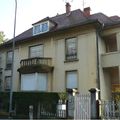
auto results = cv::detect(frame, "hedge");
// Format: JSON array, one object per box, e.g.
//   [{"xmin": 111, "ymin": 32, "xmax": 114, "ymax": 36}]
[{"xmin": 0, "ymin": 92, "xmax": 67, "ymax": 119}]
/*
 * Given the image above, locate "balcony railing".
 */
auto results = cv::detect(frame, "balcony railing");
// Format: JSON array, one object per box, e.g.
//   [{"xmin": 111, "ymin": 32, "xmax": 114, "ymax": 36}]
[
  {"xmin": 18, "ymin": 57, "xmax": 53, "ymax": 73},
  {"xmin": 20, "ymin": 57, "xmax": 52, "ymax": 67}
]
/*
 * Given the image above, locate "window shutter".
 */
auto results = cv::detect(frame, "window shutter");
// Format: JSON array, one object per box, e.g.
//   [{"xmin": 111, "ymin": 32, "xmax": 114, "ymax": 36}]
[
  {"xmin": 67, "ymin": 71, "xmax": 77, "ymax": 89},
  {"xmin": 38, "ymin": 73, "xmax": 47, "ymax": 91},
  {"xmin": 30, "ymin": 45, "xmax": 43, "ymax": 58},
  {"xmin": 21, "ymin": 74, "xmax": 37, "ymax": 91}
]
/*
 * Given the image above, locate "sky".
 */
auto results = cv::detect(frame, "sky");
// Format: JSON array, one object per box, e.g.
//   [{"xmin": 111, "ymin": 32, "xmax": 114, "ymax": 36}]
[{"xmin": 0, "ymin": 0, "xmax": 120, "ymax": 39}]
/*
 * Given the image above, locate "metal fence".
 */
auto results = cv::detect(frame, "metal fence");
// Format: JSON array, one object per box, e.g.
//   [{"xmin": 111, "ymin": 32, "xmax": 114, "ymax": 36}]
[
  {"xmin": 37, "ymin": 99, "xmax": 67, "ymax": 119},
  {"xmin": 101, "ymin": 100, "xmax": 120, "ymax": 119},
  {"xmin": 74, "ymin": 93, "xmax": 91, "ymax": 120}
]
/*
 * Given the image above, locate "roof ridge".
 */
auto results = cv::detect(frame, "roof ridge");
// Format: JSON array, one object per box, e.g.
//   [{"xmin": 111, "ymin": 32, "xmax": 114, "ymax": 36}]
[
  {"xmin": 91, "ymin": 12, "xmax": 114, "ymax": 23},
  {"xmin": 50, "ymin": 9, "xmax": 82, "ymax": 19}
]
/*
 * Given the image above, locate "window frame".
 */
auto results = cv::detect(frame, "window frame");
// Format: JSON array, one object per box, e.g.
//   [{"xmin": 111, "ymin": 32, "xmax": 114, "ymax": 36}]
[
  {"xmin": 29, "ymin": 44, "xmax": 44, "ymax": 58},
  {"xmin": 4, "ymin": 76, "xmax": 11, "ymax": 91},
  {"xmin": 65, "ymin": 37, "xmax": 78, "ymax": 61},
  {"xmin": 0, "ymin": 72, "xmax": 2, "ymax": 90},
  {"xmin": 21, "ymin": 73, "xmax": 48, "ymax": 91},
  {"xmin": 0, "ymin": 53, "xmax": 2, "ymax": 68},
  {"xmin": 65, "ymin": 70, "xmax": 78, "ymax": 92},
  {"xmin": 6, "ymin": 51, "xmax": 13, "ymax": 69},
  {"xmin": 33, "ymin": 21, "xmax": 49, "ymax": 35}
]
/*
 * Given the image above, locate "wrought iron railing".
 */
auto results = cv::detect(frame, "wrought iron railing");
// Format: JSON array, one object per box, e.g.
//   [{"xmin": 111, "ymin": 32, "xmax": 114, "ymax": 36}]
[{"xmin": 20, "ymin": 57, "xmax": 52, "ymax": 67}]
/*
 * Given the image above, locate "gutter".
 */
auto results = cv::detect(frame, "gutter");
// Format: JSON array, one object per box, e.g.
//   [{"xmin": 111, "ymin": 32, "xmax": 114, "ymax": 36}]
[{"xmin": 103, "ymin": 21, "xmax": 120, "ymax": 30}]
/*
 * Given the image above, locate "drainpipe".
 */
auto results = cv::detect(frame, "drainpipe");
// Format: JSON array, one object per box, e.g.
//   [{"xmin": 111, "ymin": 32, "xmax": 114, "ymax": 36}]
[
  {"xmin": 96, "ymin": 25, "xmax": 102, "ymax": 99},
  {"xmin": 96, "ymin": 29, "xmax": 100, "ymax": 88}
]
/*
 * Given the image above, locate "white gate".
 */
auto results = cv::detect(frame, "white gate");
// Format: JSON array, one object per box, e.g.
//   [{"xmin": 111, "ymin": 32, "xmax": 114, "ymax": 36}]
[{"xmin": 74, "ymin": 93, "xmax": 91, "ymax": 120}]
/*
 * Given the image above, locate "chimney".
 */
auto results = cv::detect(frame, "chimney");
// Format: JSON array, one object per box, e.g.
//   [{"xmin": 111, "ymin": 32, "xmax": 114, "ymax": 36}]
[
  {"xmin": 84, "ymin": 7, "xmax": 91, "ymax": 17},
  {"xmin": 66, "ymin": 2, "xmax": 71, "ymax": 14}
]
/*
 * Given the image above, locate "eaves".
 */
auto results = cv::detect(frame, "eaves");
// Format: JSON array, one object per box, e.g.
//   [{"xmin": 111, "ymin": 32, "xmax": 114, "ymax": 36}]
[{"xmin": 0, "ymin": 19, "xmax": 101, "ymax": 48}]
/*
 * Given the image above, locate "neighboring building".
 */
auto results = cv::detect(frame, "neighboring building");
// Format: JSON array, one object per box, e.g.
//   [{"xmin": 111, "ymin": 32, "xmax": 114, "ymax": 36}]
[{"xmin": 0, "ymin": 3, "xmax": 120, "ymax": 100}]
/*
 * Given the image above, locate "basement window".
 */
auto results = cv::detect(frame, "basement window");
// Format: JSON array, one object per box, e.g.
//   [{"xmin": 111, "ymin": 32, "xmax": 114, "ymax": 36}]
[
  {"xmin": 33, "ymin": 21, "xmax": 49, "ymax": 35},
  {"xmin": 104, "ymin": 34, "xmax": 117, "ymax": 53}
]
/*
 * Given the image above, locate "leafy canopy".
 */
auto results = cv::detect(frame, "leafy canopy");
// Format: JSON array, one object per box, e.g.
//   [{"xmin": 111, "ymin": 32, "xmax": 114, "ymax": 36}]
[{"xmin": 0, "ymin": 31, "xmax": 8, "ymax": 43}]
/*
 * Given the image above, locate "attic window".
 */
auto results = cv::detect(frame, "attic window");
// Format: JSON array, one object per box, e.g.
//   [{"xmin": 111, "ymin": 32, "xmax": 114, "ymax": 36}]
[{"xmin": 33, "ymin": 21, "xmax": 49, "ymax": 35}]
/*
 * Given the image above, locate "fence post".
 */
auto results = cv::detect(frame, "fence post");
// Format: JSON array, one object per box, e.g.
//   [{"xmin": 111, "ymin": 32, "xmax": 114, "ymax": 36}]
[
  {"xmin": 29, "ymin": 105, "xmax": 33, "ymax": 120},
  {"xmin": 89, "ymin": 88, "xmax": 100, "ymax": 119},
  {"xmin": 66, "ymin": 100, "xmax": 68, "ymax": 118}
]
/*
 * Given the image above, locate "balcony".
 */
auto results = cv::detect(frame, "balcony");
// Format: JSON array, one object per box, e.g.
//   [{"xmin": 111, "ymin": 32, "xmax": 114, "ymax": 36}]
[
  {"xmin": 18, "ymin": 57, "xmax": 53, "ymax": 74},
  {"xmin": 101, "ymin": 51, "xmax": 120, "ymax": 68}
]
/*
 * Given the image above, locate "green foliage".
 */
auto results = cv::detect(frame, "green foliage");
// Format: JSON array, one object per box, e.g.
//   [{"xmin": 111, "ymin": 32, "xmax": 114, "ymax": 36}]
[
  {"xmin": 58, "ymin": 92, "xmax": 67, "ymax": 100},
  {"xmin": 0, "ymin": 31, "xmax": 8, "ymax": 44},
  {"xmin": 0, "ymin": 92, "xmax": 9, "ymax": 112},
  {"xmin": 112, "ymin": 93, "xmax": 120, "ymax": 103},
  {"xmin": 0, "ymin": 92, "xmax": 66, "ymax": 119}
]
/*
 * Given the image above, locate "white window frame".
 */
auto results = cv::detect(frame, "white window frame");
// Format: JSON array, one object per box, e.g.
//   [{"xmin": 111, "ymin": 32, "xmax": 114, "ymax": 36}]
[
  {"xmin": 29, "ymin": 44, "xmax": 44, "ymax": 58},
  {"xmin": 33, "ymin": 21, "xmax": 49, "ymax": 35}
]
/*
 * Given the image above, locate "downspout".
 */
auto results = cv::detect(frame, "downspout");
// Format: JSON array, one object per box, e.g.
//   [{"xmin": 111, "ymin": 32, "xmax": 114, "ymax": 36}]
[
  {"xmin": 96, "ymin": 25, "xmax": 102, "ymax": 99},
  {"xmin": 96, "ymin": 29, "xmax": 100, "ymax": 89}
]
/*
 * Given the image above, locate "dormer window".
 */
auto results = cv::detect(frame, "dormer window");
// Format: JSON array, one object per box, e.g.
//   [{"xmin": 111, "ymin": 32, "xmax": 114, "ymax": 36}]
[{"xmin": 33, "ymin": 21, "xmax": 49, "ymax": 35}]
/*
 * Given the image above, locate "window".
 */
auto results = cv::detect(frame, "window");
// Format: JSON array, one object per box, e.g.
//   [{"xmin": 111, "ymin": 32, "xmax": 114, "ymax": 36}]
[
  {"xmin": 6, "ymin": 51, "xmax": 13, "ymax": 69},
  {"xmin": 4, "ymin": 76, "xmax": 11, "ymax": 91},
  {"xmin": 0, "ymin": 72, "xmax": 2, "ymax": 90},
  {"xmin": 29, "ymin": 45, "xmax": 43, "ymax": 58},
  {"xmin": 104, "ymin": 34, "xmax": 117, "ymax": 53},
  {"xmin": 33, "ymin": 22, "xmax": 49, "ymax": 35},
  {"xmin": 37, "ymin": 73, "xmax": 47, "ymax": 91},
  {"xmin": 41, "ymin": 22, "xmax": 48, "ymax": 32},
  {"xmin": 0, "ymin": 57, "xmax": 1, "ymax": 67},
  {"xmin": 21, "ymin": 73, "xmax": 48, "ymax": 91},
  {"xmin": 0, "ymin": 54, "xmax": 2, "ymax": 68},
  {"xmin": 66, "ymin": 71, "xmax": 78, "ymax": 91},
  {"xmin": 65, "ymin": 37, "xmax": 77, "ymax": 60}
]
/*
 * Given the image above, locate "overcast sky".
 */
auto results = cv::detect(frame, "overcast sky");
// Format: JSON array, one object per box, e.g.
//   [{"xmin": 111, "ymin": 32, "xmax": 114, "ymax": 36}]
[{"xmin": 0, "ymin": 0, "xmax": 120, "ymax": 39}]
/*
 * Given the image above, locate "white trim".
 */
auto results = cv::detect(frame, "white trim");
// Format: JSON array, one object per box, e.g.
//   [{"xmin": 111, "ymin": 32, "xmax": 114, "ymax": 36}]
[{"xmin": 33, "ymin": 21, "xmax": 49, "ymax": 36}]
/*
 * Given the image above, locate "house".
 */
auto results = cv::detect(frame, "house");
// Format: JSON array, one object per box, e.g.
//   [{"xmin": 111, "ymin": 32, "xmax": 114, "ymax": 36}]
[{"xmin": 0, "ymin": 3, "xmax": 120, "ymax": 100}]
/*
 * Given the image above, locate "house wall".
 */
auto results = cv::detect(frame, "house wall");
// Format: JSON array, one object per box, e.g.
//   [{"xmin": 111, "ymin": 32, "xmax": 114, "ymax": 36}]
[
  {"xmin": 0, "ymin": 25, "xmax": 120, "ymax": 100},
  {"xmin": 99, "ymin": 27, "xmax": 120, "ymax": 100},
  {"xmin": 53, "ymin": 29, "xmax": 97, "ymax": 93},
  {"xmin": 0, "ymin": 48, "xmax": 20, "ymax": 91},
  {"xmin": 0, "ymin": 26, "xmax": 98, "ymax": 93}
]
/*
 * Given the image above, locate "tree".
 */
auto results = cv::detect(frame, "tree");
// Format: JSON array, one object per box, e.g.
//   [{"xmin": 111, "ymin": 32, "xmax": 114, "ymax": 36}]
[{"xmin": 0, "ymin": 31, "xmax": 8, "ymax": 44}]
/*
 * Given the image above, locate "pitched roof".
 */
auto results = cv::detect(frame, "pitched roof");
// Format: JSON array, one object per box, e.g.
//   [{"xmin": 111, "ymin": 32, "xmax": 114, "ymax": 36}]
[
  {"xmin": 109, "ymin": 15, "xmax": 120, "ymax": 21},
  {"xmin": 1, "ymin": 9, "xmax": 120, "ymax": 46}
]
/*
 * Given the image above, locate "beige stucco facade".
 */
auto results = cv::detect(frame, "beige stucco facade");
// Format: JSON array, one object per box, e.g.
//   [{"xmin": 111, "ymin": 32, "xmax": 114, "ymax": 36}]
[{"xmin": 0, "ymin": 23, "xmax": 120, "ymax": 100}]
